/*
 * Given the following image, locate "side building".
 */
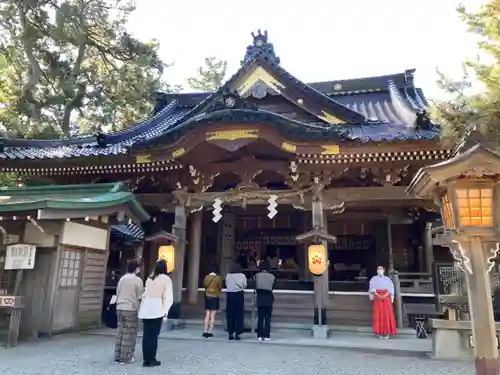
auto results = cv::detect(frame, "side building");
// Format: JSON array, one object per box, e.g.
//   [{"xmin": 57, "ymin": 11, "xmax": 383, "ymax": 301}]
[{"xmin": 0, "ymin": 30, "xmax": 450, "ymax": 327}]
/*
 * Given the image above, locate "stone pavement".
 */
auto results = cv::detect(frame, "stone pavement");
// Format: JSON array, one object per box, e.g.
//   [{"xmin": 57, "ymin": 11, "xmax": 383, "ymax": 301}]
[
  {"xmin": 91, "ymin": 325, "xmax": 432, "ymax": 356},
  {"xmin": 0, "ymin": 334, "xmax": 474, "ymax": 375}
]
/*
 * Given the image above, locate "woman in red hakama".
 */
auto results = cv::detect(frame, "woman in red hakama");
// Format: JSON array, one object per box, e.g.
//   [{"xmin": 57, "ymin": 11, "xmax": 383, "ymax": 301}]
[{"xmin": 369, "ymin": 266, "xmax": 397, "ymax": 338}]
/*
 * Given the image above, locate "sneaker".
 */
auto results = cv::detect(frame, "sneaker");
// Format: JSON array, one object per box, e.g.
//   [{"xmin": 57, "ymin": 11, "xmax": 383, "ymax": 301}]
[
  {"xmin": 202, "ymin": 332, "xmax": 209, "ymax": 338},
  {"xmin": 258, "ymin": 337, "xmax": 263, "ymax": 341},
  {"xmin": 123, "ymin": 357, "xmax": 135, "ymax": 364},
  {"xmin": 228, "ymin": 335, "xmax": 234, "ymax": 340},
  {"xmin": 264, "ymin": 338, "xmax": 270, "ymax": 341},
  {"xmin": 113, "ymin": 360, "xmax": 122, "ymax": 364},
  {"xmin": 207, "ymin": 332, "xmax": 214, "ymax": 338},
  {"xmin": 235, "ymin": 336, "xmax": 241, "ymax": 341},
  {"xmin": 383, "ymin": 335, "xmax": 389, "ymax": 339}
]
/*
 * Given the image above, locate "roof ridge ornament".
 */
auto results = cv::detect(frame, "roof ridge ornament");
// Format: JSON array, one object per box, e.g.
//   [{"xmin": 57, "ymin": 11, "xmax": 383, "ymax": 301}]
[
  {"xmin": 453, "ymin": 125, "xmax": 494, "ymax": 157},
  {"xmin": 241, "ymin": 29, "xmax": 280, "ymax": 66}
]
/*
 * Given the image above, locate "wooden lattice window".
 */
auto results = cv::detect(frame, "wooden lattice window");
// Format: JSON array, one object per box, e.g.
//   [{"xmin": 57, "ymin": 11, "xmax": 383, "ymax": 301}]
[{"xmin": 58, "ymin": 248, "xmax": 82, "ymax": 287}]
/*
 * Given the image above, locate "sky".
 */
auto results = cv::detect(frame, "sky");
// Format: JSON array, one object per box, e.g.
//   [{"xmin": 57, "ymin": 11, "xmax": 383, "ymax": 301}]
[{"xmin": 127, "ymin": 0, "xmax": 487, "ymax": 100}]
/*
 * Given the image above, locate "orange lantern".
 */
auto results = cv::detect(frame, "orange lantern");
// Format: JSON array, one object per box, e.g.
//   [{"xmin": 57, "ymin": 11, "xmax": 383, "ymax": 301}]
[
  {"xmin": 308, "ymin": 243, "xmax": 327, "ymax": 276},
  {"xmin": 158, "ymin": 245, "xmax": 175, "ymax": 273}
]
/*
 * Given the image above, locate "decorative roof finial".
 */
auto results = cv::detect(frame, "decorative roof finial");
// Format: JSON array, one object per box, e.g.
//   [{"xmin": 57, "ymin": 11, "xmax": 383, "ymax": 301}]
[
  {"xmin": 452, "ymin": 125, "xmax": 493, "ymax": 157},
  {"xmin": 241, "ymin": 29, "xmax": 280, "ymax": 66}
]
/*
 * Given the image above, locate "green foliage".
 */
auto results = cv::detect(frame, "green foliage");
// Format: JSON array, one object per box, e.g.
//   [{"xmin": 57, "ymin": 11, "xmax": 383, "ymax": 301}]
[
  {"xmin": 0, "ymin": 0, "xmax": 178, "ymax": 138},
  {"xmin": 186, "ymin": 56, "xmax": 227, "ymax": 92},
  {"xmin": 433, "ymin": 0, "xmax": 500, "ymax": 146}
]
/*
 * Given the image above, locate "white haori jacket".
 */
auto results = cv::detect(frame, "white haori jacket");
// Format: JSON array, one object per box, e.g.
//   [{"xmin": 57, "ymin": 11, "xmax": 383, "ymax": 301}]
[{"xmin": 138, "ymin": 274, "xmax": 173, "ymax": 320}]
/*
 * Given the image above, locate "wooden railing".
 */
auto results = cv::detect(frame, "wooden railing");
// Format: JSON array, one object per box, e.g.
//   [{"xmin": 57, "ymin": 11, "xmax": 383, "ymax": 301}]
[{"xmin": 398, "ymin": 272, "xmax": 434, "ymax": 294}]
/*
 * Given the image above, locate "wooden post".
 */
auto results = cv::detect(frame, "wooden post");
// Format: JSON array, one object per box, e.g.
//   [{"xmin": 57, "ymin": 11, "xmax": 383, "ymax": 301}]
[
  {"xmin": 464, "ymin": 237, "xmax": 500, "ymax": 375},
  {"xmin": 187, "ymin": 211, "xmax": 202, "ymax": 305},
  {"xmin": 387, "ymin": 216, "xmax": 404, "ymax": 329},
  {"xmin": 423, "ymin": 222, "xmax": 434, "ymax": 274},
  {"xmin": 311, "ymin": 190, "xmax": 328, "ymax": 326},
  {"xmin": 387, "ymin": 217, "xmax": 394, "ymax": 273},
  {"xmin": 391, "ymin": 270, "xmax": 404, "ymax": 329},
  {"xmin": 172, "ymin": 198, "xmax": 187, "ymax": 306}
]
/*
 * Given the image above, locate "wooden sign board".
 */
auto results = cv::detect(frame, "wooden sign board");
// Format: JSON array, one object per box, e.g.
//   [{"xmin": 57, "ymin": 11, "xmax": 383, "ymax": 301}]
[
  {"xmin": 0, "ymin": 295, "xmax": 22, "ymax": 308},
  {"xmin": 5, "ymin": 244, "xmax": 36, "ymax": 270},
  {"xmin": 432, "ymin": 262, "xmax": 459, "ymax": 313}
]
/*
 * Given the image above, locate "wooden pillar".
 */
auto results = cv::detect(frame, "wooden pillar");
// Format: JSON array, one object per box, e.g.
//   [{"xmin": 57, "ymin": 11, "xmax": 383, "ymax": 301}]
[
  {"xmin": 465, "ymin": 237, "xmax": 499, "ymax": 375},
  {"xmin": 301, "ymin": 210, "xmax": 310, "ymax": 282},
  {"xmin": 172, "ymin": 199, "xmax": 187, "ymax": 305},
  {"xmin": 423, "ymin": 222, "xmax": 434, "ymax": 274},
  {"xmin": 387, "ymin": 217, "xmax": 394, "ymax": 272},
  {"xmin": 387, "ymin": 216, "xmax": 403, "ymax": 329},
  {"xmin": 187, "ymin": 211, "xmax": 202, "ymax": 305},
  {"xmin": 312, "ymin": 190, "xmax": 328, "ymax": 325}
]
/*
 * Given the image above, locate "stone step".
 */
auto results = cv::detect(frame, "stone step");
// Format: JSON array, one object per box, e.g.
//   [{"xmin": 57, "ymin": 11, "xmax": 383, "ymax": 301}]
[{"xmin": 177, "ymin": 319, "xmax": 417, "ymax": 336}]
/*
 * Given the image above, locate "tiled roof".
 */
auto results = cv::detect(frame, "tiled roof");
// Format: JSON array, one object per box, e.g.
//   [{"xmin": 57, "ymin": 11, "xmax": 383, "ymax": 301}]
[
  {"xmin": 0, "ymin": 32, "xmax": 440, "ymax": 162},
  {"xmin": 0, "ymin": 182, "xmax": 149, "ymax": 221},
  {"xmin": 0, "ymin": 102, "xmax": 189, "ymax": 160},
  {"xmin": 334, "ymin": 123, "xmax": 438, "ymax": 142},
  {"xmin": 111, "ymin": 222, "xmax": 144, "ymax": 241}
]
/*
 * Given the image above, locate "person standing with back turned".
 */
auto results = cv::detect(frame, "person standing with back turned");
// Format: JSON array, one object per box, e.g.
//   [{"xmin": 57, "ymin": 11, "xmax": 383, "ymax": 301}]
[
  {"xmin": 203, "ymin": 264, "xmax": 222, "ymax": 338},
  {"xmin": 254, "ymin": 260, "xmax": 276, "ymax": 341},
  {"xmin": 114, "ymin": 259, "xmax": 143, "ymax": 364},
  {"xmin": 138, "ymin": 259, "xmax": 173, "ymax": 367},
  {"xmin": 225, "ymin": 263, "xmax": 247, "ymax": 340}
]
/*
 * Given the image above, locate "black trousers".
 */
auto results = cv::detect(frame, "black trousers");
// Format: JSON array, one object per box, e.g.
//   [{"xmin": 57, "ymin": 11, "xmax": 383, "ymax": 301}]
[
  {"xmin": 226, "ymin": 291, "xmax": 244, "ymax": 336},
  {"xmin": 142, "ymin": 317, "xmax": 163, "ymax": 362},
  {"xmin": 257, "ymin": 305, "xmax": 273, "ymax": 338}
]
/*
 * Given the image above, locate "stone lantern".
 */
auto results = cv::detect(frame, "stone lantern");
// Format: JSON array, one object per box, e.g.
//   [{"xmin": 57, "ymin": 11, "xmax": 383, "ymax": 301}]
[{"xmin": 407, "ymin": 130, "xmax": 500, "ymax": 375}]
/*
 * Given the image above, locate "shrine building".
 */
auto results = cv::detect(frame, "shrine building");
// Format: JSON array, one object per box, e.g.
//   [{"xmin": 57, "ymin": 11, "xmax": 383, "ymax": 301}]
[{"xmin": 0, "ymin": 30, "xmax": 451, "ymax": 327}]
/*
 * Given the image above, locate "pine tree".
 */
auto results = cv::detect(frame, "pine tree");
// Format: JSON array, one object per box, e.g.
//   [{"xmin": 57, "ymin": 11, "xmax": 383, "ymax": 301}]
[
  {"xmin": 0, "ymin": 0, "xmax": 179, "ymax": 138},
  {"xmin": 186, "ymin": 56, "xmax": 227, "ymax": 92},
  {"xmin": 432, "ymin": 0, "xmax": 500, "ymax": 146}
]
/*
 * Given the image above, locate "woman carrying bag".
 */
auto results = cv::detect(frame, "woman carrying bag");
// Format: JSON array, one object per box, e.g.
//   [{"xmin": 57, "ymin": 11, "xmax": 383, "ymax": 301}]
[{"xmin": 202, "ymin": 264, "xmax": 222, "ymax": 338}]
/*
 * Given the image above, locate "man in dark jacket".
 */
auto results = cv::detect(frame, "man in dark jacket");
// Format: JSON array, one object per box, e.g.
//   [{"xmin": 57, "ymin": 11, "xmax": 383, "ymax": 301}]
[{"xmin": 254, "ymin": 260, "xmax": 276, "ymax": 341}]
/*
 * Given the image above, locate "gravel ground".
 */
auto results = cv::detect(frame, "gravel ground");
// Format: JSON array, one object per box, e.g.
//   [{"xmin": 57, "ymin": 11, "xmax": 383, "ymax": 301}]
[{"xmin": 0, "ymin": 334, "xmax": 474, "ymax": 375}]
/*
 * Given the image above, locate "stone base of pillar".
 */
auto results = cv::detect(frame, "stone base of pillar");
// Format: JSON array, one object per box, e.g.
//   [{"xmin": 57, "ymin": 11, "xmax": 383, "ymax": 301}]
[
  {"xmin": 475, "ymin": 358, "xmax": 500, "ymax": 375},
  {"xmin": 167, "ymin": 302, "xmax": 182, "ymax": 319},
  {"xmin": 314, "ymin": 308, "xmax": 327, "ymax": 326},
  {"xmin": 312, "ymin": 325, "xmax": 329, "ymax": 339}
]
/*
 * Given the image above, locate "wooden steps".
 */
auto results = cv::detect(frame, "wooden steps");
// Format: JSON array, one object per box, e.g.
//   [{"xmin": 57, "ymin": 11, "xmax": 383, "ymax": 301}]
[{"xmin": 180, "ymin": 291, "xmax": 373, "ymax": 327}]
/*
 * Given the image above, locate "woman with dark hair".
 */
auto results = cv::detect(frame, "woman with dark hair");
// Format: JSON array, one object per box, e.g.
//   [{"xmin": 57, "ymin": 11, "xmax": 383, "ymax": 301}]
[
  {"xmin": 225, "ymin": 263, "xmax": 247, "ymax": 340},
  {"xmin": 138, "ymin": 259, "xmax": 173, "ymax": 367},
  {"xmin": 113, "ymin": 259, "xmax": 143, "ymax": 364},
  {"xmin": 254, "ymin": 260, "xmax": 276, "ymax": 341},
  {"xmin": 202, "ymin": 263, "xmax": 222, "ymax": 338}
]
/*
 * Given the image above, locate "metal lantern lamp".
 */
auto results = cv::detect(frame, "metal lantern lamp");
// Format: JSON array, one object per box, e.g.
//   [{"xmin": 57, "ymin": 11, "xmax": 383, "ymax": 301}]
[
  {"xmin": 145, "ymin": 230, "xmax": 180, "ymax": 275},
  {"xmin": 407, "ymin": 129, "xmax": 500, "ymax": 375},
  {"xmin": 158, "ymin": 244, "xmax": 175, "ymax": 273}
]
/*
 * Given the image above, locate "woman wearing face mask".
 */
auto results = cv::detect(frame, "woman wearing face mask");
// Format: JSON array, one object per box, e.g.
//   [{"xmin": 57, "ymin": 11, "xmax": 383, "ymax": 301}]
[{"xmin": 368, "ymin": 265, "xmax": 397, "ymax": 339}]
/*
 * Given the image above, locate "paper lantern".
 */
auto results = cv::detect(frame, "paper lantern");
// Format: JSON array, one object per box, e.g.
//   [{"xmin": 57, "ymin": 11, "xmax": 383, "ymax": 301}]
[
  {"xmin": 308, "ymin": 244, "xmax": 327, "ymax": 276},
  {"xmin": 158, "ymin": 245, "xmax": 175, "ymax": 273}
]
